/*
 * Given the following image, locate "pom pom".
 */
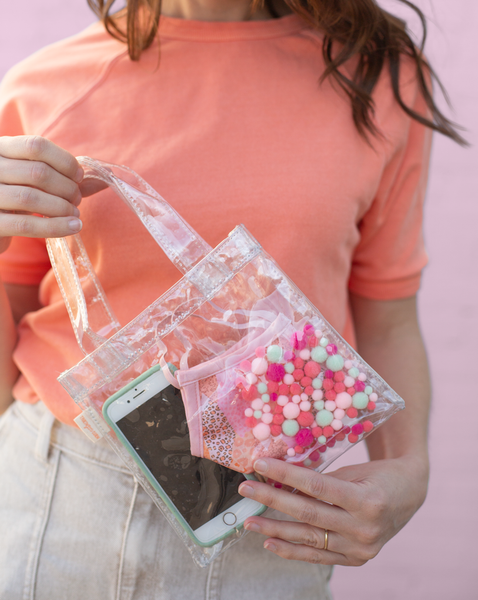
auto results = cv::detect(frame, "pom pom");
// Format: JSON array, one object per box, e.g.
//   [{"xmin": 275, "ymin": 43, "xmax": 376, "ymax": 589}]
[
  {"xmin": 290, "ymin": 383, "xmax": 301, "ymax": 395},
  {"xmin": 308, "ymin": 335, "xmax": 318, "ymax": 348},
  {"xmin": 297, "ymin": 411, "xmax": 314, "ymax": 427},
  {"xmin": 292, "ymin": 331, "xmax": 307, "ymax": 351},
  {"xmin": 346, "ymin": 407, "xmax": 358, "ymax": 418},
  {"xmin": 334, "ymin": 371, "xmax": 345, "ymax": 382},
  {"xmin": 325, "ymin": 390, "xmax": 337, "ymax": 401},
  {"xmin": 304, "ymin": 385, "xmax": 314, "ymax": 395},
  {"xmin": 354, "ymin": 380, "xmax": 366, "ymax": 392},
  {"xmin": 273, "ymin": 414, "xmax": 285, "ymax": 425},
  {"xmin": 293, "ymin": 369, "xmax": 304, "ymax": 381},
  {"xmin": 284, "ymin": 350, "xmax": 295, "ymax": 361},
  {"xmin": 304, "ymin": 361, "xmax": 320, "ymax": 379},
  {"xmin": 358, "ymin": 372, "xmax": 367, "ymax": 381},
  {"xmin": 244, "ymin": 408, "xmax": 253, "ymax": 417},
  {"xmin": 251, "ymin": 357, "xmax": 268, "ymax": 375},
  {"xmin": 245, "ymin": 416, "xmax": 258, "ymax": 428},
  {"xmin": 335, "ymin": 432, "xmax": 346, "ymax": 442},
  {"xmin": 240, "ymin": 360, "xmax": 251, "ymax": 372},
  {"xmin": 278, "ymin": 384, "xmax": 289, "ymax": 395},
  {"xmin": 323, "ymin": 426, "xmax": 334, "ymax": 438},
  {"xmin": 251, "ymin": 398, "xmax": 264, "ymax": 410},
  {"xmin": 326, "ymin": 438, "xmax": 336, "ymax": 448},
  {"xmin": 277, "ymin": 395, "xmax": 289, "ymax": 406},
  {"xmin": 283, "ymin": 403, "xmax": 301, "ymax": 419},
  {"xmin": 274, "ymin": 404, "xmax": 283, "ymax": 414},
  {"xmin": 287, "ymin": 448, "xmax": 296, "ymax": 457},
  {"xmin": 296, "ymin": 428, "xmax": 314, "ymax": 447},
  {"xmin": 299, "ymin": 400, "xmax": 312, "ymax": 412},
  {"xmin": 316, "ymin": 409, "xmax": 334, "ymax": 427},
  {"xmin": 271, "ymin": 424, "xmax": 282, "ymax": 437},
  {"xmin": 304, "ymin": 323, "xmax": 315, "ymax": 335},
  {"xmin": 282, "ymin": 419, "xmax": 300, "ymax": 436},
  {"xmin": 283, "ymin": 374, "xmax": 294, "ymax": 385},
  {"xmin": 326, "ymin": 344, "xmax": 337, "ymax": 355},
  {"xmin": 299, "ymin": 349, "xmax": 311, "ymax": 360},
  {"xmin": 294, "ymin": 445, "xmax": 304, "ymax": 454},
  {"xmin": 326, "ymin": 354, "xmax": 345, "ymax": 372},
  {"xmin": 334, "ymin": 382, "xmax": 346, "ymax": 393},
  {"xmin": 331, "ymin": 419, "xmax": 343, "ymax": 431},
  {"xmin": 300, "ymin": 376, "xmax": 312, "ymax": 388},
  {"xmin": 323, "ymin": 378, "xmax": 334, "ymax": 391},
  {"xmin": 309, "ymin": 451, "xmax": 320, "ymax": 461},
  {"xmin": 311, "ymin": 346, "xmax": 328, "ymax": 363},
  {"xmin": 352, "ymin": 392, "xmax": 369, "ymax": 409},
  {"xmin": 369, "ymin": 392, "xmax": 378, "ymax": 402},
  {"xmin": 367, "ymin": 401, "xmax": 376, "ymax": 411},
  {"xmin": 351, "ymin": 423, "xmax": 364, "ymax": 436},
  {"xmin": 267, "ymin": 345, "xmax": 283, "ymax": 363},
  {"xmin": 363, "ymin": 420, "xmax": 374, "ymax": 432},
  {"xmin": 312, "ymin": 426, "xmax": 323, "ymax": 438},
  {"xmin": 348, "ymin": 433, "xmax": 359, "ymax": 444},
  {"xmin": 255, "ymin": 346, "xmax": 266, "ymax": 358},
  {"xmin": 324, "ymin": 400, "xmax": 336, "ymax": 411},
  {"xmin": 335, "ymin": 392, "xmax": 352, "ymax": 409},
  {"xmin": 270, "ymin": 392, "xmax": 278, "ymax": 402},
  {"xmin": 261, "ymin": 413, "xmax": 273, "ymax": 424},
  {"xmin": 344, "ymin": 376, "xmax": 355, "ymax": 388},
  {"xmin": 252, "ymin": 423, "xmax": 271, "ymax": 441},
  {"xmin": 242, "ymin": 385, "xmax": 258, "ymax": 401},
  {"xmin": 267, "ymin": 381, "xmax": 279, "ymax": 393},
  {"xmin": 267, "ymin": 363, "xmax": 286, "ymax": 382},
  {"xmin": 293, "ymin": 357, "xmax": 305, "ymax": 369},
  {"xmin": 246, "ymin": 372, "xmax": 258, "ymax": 384}
]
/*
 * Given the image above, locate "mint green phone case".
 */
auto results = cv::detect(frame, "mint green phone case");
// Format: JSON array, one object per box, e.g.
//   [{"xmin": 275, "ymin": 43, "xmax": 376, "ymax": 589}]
[{"xmin": 102, "ymin": 365, "xmax": 266, "ymax": 547}]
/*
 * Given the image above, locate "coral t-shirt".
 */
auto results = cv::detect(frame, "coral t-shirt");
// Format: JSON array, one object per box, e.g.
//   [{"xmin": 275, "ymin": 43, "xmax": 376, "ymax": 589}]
[{"xmin": 0, "ymin": 14, "xmax": 431, "ymax": 426}]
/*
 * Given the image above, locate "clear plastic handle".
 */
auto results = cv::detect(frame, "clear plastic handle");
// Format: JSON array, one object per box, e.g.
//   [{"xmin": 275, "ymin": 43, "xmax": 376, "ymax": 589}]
[{"xmin": 46, "ymin": 157, "xmax": 214, "ymax": 355}]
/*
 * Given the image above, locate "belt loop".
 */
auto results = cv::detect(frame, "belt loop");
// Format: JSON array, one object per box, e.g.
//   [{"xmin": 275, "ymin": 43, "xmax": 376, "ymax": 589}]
[{"xmin": 35, "ymin": 408, "xmax": 56, "ymax": 463}]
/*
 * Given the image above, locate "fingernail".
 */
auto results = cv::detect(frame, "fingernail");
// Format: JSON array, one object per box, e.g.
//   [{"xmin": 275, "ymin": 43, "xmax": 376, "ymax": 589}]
[
  {"xmin": 245, "ymin": 522, "xmax": 261, "ymax": 533},
  {"xmin": 254, "ymin": 459, "xmax": 268, "ymax": 474},
  {"xmin": 264, "ymin": 542, "xmax": 276, "ymax": 552},
  {"xmin": 75, "ymin": 167, "xmax": 84, "ymax": 183},
  {"xmin": 68, "ymin": 218, "xmax": 82, "ymax": 232},
  {"xmin": 239, "ymin": 483, "xmax": 254, "ymax": 498}
]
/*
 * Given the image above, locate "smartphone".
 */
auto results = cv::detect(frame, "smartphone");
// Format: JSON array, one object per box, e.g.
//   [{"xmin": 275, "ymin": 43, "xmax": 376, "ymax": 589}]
[{"xmin": 102, "ymin": 365, "xmax": 266, "ymax": 547}]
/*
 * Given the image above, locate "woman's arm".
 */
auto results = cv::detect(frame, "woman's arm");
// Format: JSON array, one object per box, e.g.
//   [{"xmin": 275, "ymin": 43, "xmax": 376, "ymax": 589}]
[{"xmin": 239, "ymin": 294, "xmax": 430, "ymax": 565}]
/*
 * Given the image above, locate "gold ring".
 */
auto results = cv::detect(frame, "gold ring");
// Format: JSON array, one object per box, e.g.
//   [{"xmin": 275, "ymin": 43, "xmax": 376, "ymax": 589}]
[{"xmin": 323, "ymin": 529, "xmax": 329, "ymax": 551}]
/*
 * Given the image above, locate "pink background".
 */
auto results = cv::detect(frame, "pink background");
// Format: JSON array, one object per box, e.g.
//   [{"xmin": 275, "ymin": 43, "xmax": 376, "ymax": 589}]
[{"xmin": 1, "ymin": 1, "xmax": 476, "ymax": 598}]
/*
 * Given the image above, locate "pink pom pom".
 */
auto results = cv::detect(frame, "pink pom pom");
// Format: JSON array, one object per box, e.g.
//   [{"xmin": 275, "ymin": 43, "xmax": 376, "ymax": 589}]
[
  {"xmin": 292, "ymin": 331, "xmax": 307, "ymax": 351},
  {"xmin": 326, "ymin": 344, "xmax": 337, "ymax": 355},
  {"xmin": 240, "ymin": 360, "xmax": 252, "ymax": 372},
  {"xmin": 354, "ymin": 380, "xmax": 366, "ymax": 392},
  {"xmin": 267, "ymin": 363, "xmax": 285, "ymax": 382},
  {"xmin": 304, "ymin": 324, "xmax": 315, "ymax": 335},
  {"xmin": 293, "ymin": 357, "xmax": 305, "ymax": 369},
  {"xmin": 242, "ymin": 385, "xmax": 258, "ymax": 401},
  {"xmin": 284, "ymin": 350, "xmax": 295, "ymax": 361},
  {"xmin": 295, "ymin": 428, "xmax": 314, "ymax": 447},
  {"xmin": 270, "ymin": 392, "xmax": 278, "ymax": 402},
  {"xmin": 324, "ymin": 369, "xmax": 334, "ymax": 379},
  {"xmin": 352, "ymin": 423, "xmax": 364, "ymax": 436},
  {"xmin": 308, "ymin": 335, "xmax": 318, "ymax": 348},
  {"xmin": 255, "ymin": 346, "xmax": 266, "ymax": 358},
  {"xmin": 309, "ymin": 451, "xmax": 320, "ymax": 461},
  {"xmin": 293, "ymin": 369, "xmax": 304, "ymax": 381}
]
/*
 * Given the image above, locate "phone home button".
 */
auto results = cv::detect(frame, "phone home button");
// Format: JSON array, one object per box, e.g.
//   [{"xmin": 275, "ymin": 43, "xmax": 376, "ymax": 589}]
[{"xmin": 222, "ymin": 512, "xmax": 237, "ymax": 526}]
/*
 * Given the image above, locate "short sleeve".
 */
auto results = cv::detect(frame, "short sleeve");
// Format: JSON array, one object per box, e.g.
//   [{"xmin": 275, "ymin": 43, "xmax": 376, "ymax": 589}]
[{"xmin": 348, "ymin": 81, "xmax": 433, "ymax": 300}]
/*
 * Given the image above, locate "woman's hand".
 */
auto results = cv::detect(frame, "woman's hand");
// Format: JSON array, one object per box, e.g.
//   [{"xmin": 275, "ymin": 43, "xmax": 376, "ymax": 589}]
[
  {"xmin": 0, "ymin": 135, "xmax": 84, "ymax": 254},
  {"xmin": 239, "ymin": 454, "xmax": 428, "ymax": 566}
]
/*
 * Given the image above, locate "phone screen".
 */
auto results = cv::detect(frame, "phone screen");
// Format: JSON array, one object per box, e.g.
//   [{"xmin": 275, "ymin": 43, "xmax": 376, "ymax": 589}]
[{"xmin": 115, "ymin": 384, "xmax": 247, "ymax": 530}]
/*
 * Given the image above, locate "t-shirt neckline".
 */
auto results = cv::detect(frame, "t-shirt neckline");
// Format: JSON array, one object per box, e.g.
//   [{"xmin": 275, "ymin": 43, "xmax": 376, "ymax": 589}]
[{"xmin": 157, "ymin": 13, "xmax": 308, "ymax": 41}]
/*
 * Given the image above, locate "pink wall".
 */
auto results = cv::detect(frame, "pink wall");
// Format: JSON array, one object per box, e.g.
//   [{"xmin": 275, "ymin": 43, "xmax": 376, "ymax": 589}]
[{"xmin": 1, "ymin": 1, "xmax": 476, "ymax": 598}]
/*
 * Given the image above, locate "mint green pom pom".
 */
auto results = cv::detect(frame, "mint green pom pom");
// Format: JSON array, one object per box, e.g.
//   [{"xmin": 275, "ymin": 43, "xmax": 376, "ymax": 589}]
[
  {"xmin": 312, "ymin": 377, "xmax": 323, "ymax": 389},
  {"xmin": 364, "ymin": 386, "xmax": 373, "ymax": 395},
  {"xmin": 316, "ymin": 409, "xmax": 333, "ymax": 427},
  {"xmin": 267, "ymin": 345, "xmax": 282, "ymax": 363},
  {"xmin": 254, "ymin": 410, "xmax": 263, "ymax": 419},
  {"xmin": 261, "ymin": 394, "xmax": 270, "ymax": 403},
  {"xmin": 311, "ymin": 347, "xmax": 328, "ymax": 363},
  {"xmin": 285, "ymin": 362, "xmax": 295, "ymax": 374},
  {"xmin": 282, "ymin": 419, "xmax": 300, "ymax": 437},
  {"xmin": 326, "ymin": 354, "xmax": 344, "ymax": 372},
  {"xmin": 352, "ymin": 392, "xmax": 369, "ymax": 409},
  {"xmin": 348, "ymin": 367, "xmax": 359, "ymax": 378},
  {"xmin": 304, "ymin": 458, "xmax": 312, "ymax": 466},
  {"xmin": 319, "ymin": 337, "xmax": 329, "ymax": 347},
  {"xmin": 318, "ymin": 435, "xmax": 326, "ymax": 444},
  {"xmin": 314, "ymin": 400, "xmax": 325, "ymax": 410},
  {"xmin": 257, "ymin": 382, "xmax": 268, "ymax": 394}
]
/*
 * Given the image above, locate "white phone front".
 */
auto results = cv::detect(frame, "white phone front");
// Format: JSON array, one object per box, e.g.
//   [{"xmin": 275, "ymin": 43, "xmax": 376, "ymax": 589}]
[{"xmin": 103, "ymin": 366, "xmax": 265, "ymax": 546}]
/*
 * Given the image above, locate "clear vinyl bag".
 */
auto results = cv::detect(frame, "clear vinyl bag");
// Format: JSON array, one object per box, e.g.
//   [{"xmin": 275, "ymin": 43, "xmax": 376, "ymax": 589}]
[{"xmin": 48, "ymin": 157, "xmax": 405, "ymax": 565}]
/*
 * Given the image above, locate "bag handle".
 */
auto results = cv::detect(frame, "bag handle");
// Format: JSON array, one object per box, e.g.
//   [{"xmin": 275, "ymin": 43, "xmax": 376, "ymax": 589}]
[{"xmin": 46, "ymin": 157, "xmax": 214, "ymax": 354}]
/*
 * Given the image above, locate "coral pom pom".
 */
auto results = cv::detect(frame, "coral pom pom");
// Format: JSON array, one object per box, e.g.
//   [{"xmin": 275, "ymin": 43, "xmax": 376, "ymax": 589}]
[
  {"xmin": 293, "ymin": 357, "xmax": 305, "ymax": 369},
  {"xmin": 304, "ymin": 385, "xmax": 314, "ymax": 395},
  {"xmin": 312, "ymin": 426, "xmax": 323, "ymax": 438},
  {"xmin": 308, "ymin": 335, "xmax": 318, "ymax": 348},
  {"xmin": 267, "ymin": 381, "xmax": 279, "ymax": 394},
  {"xmin": 348, "ymin": 433, "xmax": 359, "ymax": 444},
  {"xmin": 367, "ymin": 401, "xmax": 376, "ymax": 411},
  {"xmin": 296, "ymin": 428, "xmax": 314, "ymax": 447},
  {"xmin": 304, "ymin": 361, "xmax": 320, "ymax": 379},
  {"xmin": 240, "ymin": 360, "xmax": 252, "ymax": 372},
  {"xmin": 293, "ymin": 369, "xmax": 304, "ymax": 381},
  {"xmin": 297, "ymin": 411, "xmax": 314, "ymax": 427},
  {"xmin": 245, "ymin": 416, "xmax": 258, "ymax": 428},
  {"xmin": 242, "ymin": 385, "xmax": 258, "ymax": 401},
  {"xmin": 346, "ymin": 407, "xmax": 358, "ymax": 418},
  {"xmin": 334, "ymin": 371, "xmax": 345, "ymax": 382},
  {"xmin": 290, "ymin": 383, "xmax": 301, "ymax": 395},
  {"xmin": 323, "ymin": 426, "xmax": 334, "ymax": 438},
  {"xmin": 267, "ymin": 364, "xmax": 285, "ymax": 382},
  {"xmin": 255, "ymin": 346, "xmax": 266, "ymax": 358},
  {"xmin": 363, "ymin": 420, "xmax": 374, "ymax": 432},
  {"xmin": 334, "ymin": 382, "xmax": 346, "ymax": 393},
  {"xmin": 322, "ymin": 378, "xmax": 334, "ymax": 391},
  {"xmin": 294, "ymin": 445, "xmax": 304, "ymax": 454},
  {"xmin": 325, "ymin": 390, "xmax": 337, "ymax": 401},
  {"xmin": 270, "ymin": 424, "xmax": 282, "ymax": 437},
  {"xmin": 273, "ymin": 414, "xmax": 285, "ymax": 425},
  {"xmin": 278, "ymin": 384, "xmax": 289, "ymax": 395}
]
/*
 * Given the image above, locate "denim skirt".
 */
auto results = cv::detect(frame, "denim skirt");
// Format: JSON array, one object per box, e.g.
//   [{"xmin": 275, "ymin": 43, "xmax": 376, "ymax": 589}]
[{"xmin": 0, "ymin": 400, "xmax": 333, "ymax": 600}]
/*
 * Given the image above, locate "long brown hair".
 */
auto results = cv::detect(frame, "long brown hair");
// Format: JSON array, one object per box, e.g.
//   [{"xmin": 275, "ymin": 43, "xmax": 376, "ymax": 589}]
[{"xmin": 87, "ymin": 0, "xmax": 466, "ymax": 144}]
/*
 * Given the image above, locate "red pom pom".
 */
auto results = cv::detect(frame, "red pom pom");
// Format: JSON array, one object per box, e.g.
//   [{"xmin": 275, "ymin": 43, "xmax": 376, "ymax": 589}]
[
  {"xmin": 363, "ymin": 420, "xmax": 374, "ymax": 433},
  {"xmin": 323, "ymin": 378, "xmax": 334, "ymax": 391},
  {"xmin": 346, "ymin": 387, "xmax": 355, "ymax": 395},
  {"xmin": 325, "ymin": 390, "xmax": 337, "ymax": 401},
  {"xmin": 319, "ymin": 445, "xmax": 327, "ymax": 453},
  {"xmin": 309, "ymin": 451, "xmax": 320, "ymax": 461},
  {"xmin": 270, "ymin": 424, "xmax": 282, "ymax": 437},
  {"xmin": 297, "ymin": 412, "xmax": 314, "ymax": 427},
  {"xmin": 245, "ymin": 416, "xmax": 258, "ymax": 428},
  {"xmin": 293, "ymin": 357, "xmax": 305, "ymax": 369},
  {"xmin": 242, "ymin": 385, "xmax": 258, "ymax": 401},
  {"xmin": 294, "ymin": 445, "xmax": 304, "ymax": 454},
  {"xmin": 290, "ymin": 383, "xmax": 301, "ymax": 395},
  {"xmin": 267, "ymin": 363, "xmax": 285, "ymax": 382},
  {"xmin": 326, "ymin": 438, "xmax": 336, "ymax": 448},
  {"xmin": 278, "ymin": 384, "xmax": 289, "ymax": 396},
  {"xmin": 293, "ymin": 369, "xmax": 304, "ymax": 381},
  {"xmin": 348, "ymin": 433, "xmax": 359, "ymax": 444},
  {"xmin": 343, "ymin": 426, "xmax": 351, "ymax": 434},
  {"xmin": 308, "ymin": 335, "xmax": 318, "ymax": 348},
  {"xmin": 346, "ymin": 407, "xmax": 358, "ymax": 418},
  {"xmin": 335, "ymin": 432, "xmax": 346, "ymax": 442},
  {"xmin": 334, "ymin": 382, "xmax": 345, "ymax": 393},
  {"xmin": 367, "ymin": 401, "xmax": 376, "ymax": 411},
  {"xmin": 304, "ymin": 385, "xmax": 314, "ymax": 395},
  {"xmin": 273, "ymin": 414, "xmax": 285, "ymax": 425},
  {"xmin": 352, "ymin": 423, "xmax": 364, "ymax": 436},
  {"xmin": 334, "ymin": 371, "xmax": 345, "ymax": 382},
  {"xmin": 268, "ymin": 381, "xmax": 279, "ymax": 393},
  {"xmin": 274, "ymin": 404, "xmax": 283, "ymax": 414},
  {"xmin": 304, "ymin": 361, "xmax": 320, "ymax": 378},
  {"xmin": 311, "ymin": 426, "xmax": 323, "ymax": 438},
  {"xmin": 300, "ymin": 376, "xmax": 312, "ymax": 388},
  {"xmin": 354, "ymin": 380, "xmax": 366, "ymax": 392},
  {"xmin": 323, "ymin": 426, "xmax": 334, "ymax": 438}
]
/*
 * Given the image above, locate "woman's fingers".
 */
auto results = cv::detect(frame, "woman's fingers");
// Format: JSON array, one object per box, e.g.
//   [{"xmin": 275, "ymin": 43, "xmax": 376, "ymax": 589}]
[
  {"xmin": 239, "ymin": 480, "xmax": 349, "ymax": 531},
  {"xmin": 0, "ymin": 157, "xmax": 81, "ymax": 205},
  {"xmin": 262, "ymin": 538, "xmax": 349, "ymax": 566},
  {"xmin": 0, "ymin": 211, "xmax": 82, "ymax": 238},
  {"xmin": 0, "ymin": 184, "xmax": 80, "ymax": 218},
  {"xmin": 252, "ymin": 458, "xmax": 359, "ymax": 511},
  {"xmin": 0, "ymin": 136, "xmax": 83, "ymax": 183}
]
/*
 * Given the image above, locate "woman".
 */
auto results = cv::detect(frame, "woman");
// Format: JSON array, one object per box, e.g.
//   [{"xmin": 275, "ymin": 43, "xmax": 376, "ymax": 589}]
[{"xmin": 0, "ymin": 0, "xmax": 464, "ymax": 598}]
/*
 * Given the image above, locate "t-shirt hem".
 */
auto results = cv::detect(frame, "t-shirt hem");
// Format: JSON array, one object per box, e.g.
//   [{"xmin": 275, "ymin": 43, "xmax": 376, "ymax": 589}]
[{"xmin": 348, "ymin": 274, "xmax": 422, "ymax": 301}]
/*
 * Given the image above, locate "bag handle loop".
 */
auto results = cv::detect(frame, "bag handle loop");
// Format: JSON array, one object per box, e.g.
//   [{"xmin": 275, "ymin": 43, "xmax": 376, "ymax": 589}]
[{"xmin": 46, "ymin": 157, "xmax": 214, "ymax": 355}]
